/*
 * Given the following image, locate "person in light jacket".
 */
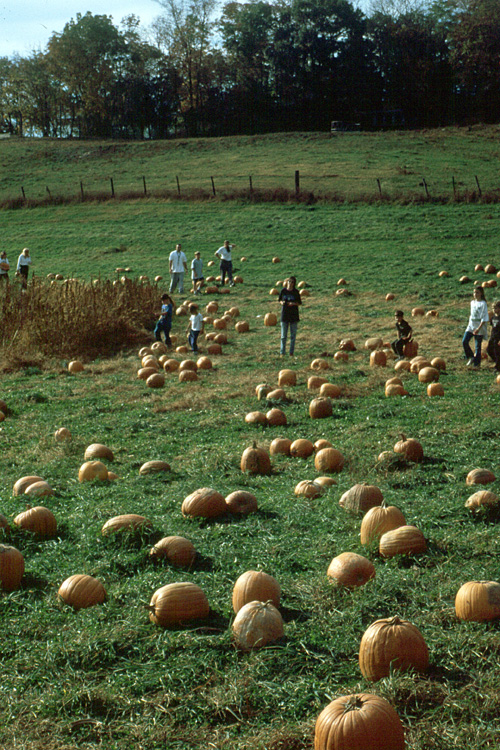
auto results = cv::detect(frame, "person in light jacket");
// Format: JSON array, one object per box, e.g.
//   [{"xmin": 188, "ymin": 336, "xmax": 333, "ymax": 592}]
[
  {"xmin": 463, "ymin": 286, "xmax": 489, "ymax": 368},
  {"xmin": 16, "ymin": 247, "xmax": 32, "ymax": 288}
]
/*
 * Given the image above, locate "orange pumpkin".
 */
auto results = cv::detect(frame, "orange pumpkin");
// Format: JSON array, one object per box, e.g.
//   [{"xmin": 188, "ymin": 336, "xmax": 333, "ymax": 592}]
[
  {"xmin": 327, "ymin": 552, "xmax": 375, "ymax": 589},
  {"xmin": 181, "ymin": 488, "xmax": 227, "ymax": 518},
  {"xmin": 232, "ymin": 600, "xmax": 284, "ymax": 651},
  {"xmin": 359, "ymin": 616, "xmax": 429, "ymax": 681},
  {"xmin": 339, "ymin": 484, "xmax": 383, "ymax": 515},
  {"xmin": 14, "ymin": 506, "xmax": 57, "ymax": 537},
  {"xmin": 58, "ymin": 574, "xmax": 107, "ymax": 610},
  {"xmin": 379, "ymin": 525, "xmax": 427, "ymax": 557},
  {"xmin": 149, "ymin": 582, "xmax": 209, "ymax": 627},
  {"xmin": 0, "ymin": 544, "xmax": 25, "ymax": 591},
  {"xmin": 360, "ymin": 504, "xmax": 406, "ymax": 545},
  {"xmin": 232, "ymin": 570, "xmax": 281, "ymax": 613},
  {"xmin": 149, "ymin": 536, "xmax": 197, "ymax": 567},
  {"xmin": 314, "ymin": 693, "xmax": 405, "ymax": 750},
  {"xmin": 455, "ymin": 580, "xmax": 500, "ymax": 622},
  {"xmin": 240, "ymin": 443, "xmax": 272, "ymax": 475}
]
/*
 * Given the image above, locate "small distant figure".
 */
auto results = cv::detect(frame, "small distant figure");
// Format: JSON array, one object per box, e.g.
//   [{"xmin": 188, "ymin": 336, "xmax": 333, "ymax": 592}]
[
  {"xmin": 279, "ymin": 276, "xmax": 301, "ymax": 356},
  {"xmin": 391, "ymin": 310, "xmax": 412, "ymax": 361},
  {"xmin": 463, "ymin": 286, "xmax": 489, "ymax": 368},
  {"xmin": 486, "ymin": 299, "xmax": 500, "ymax": 372},
  {"xmin": 16, "ymin": 247, "xmax": 32, "ymax": 288},
  {"xmin": 0, "ymin": 251, "xmax": 10, "ymax": 282},
  {"xmin": 169, "ymin": 243, "xmax": 188, "ymax": 294},
  {"xmin": 214, "ymin": 240, "xmax": 235, "ymax": 287},
  {"xmin": 186, "ymin": 303, "xmax": 204, "ymax": 353},
  {"xmin": 154, "ymin": 293, "xmax": 174, "ymax": 347},
  {"xmin": 191, "ymin": 251, "xmax": 204, "ymax": 295}
]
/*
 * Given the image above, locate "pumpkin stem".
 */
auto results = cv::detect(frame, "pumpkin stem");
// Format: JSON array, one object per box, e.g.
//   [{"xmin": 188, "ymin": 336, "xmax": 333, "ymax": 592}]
[
  {"xmin": 388, "ymin": 615, "xmax": 402, "ymax": 626},
  {"xmin": 342, "ymin": 695, "xmax": 365, "ymax": 713}
]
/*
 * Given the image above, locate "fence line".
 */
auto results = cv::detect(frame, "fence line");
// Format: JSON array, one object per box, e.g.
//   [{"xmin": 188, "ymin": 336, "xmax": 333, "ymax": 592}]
[{"xmin": 5, "ymin": 170, "xmax": 500, "ymax": 209}]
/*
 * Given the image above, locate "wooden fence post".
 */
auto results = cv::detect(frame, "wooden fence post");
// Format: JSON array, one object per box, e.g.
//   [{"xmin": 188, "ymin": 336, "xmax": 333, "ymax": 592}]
[
  {"xmin": 295, "ymin": 170, "xmax": 300, "ymax": 196},
  {"xmin": 176, "ymin": 176, "xmax": 181, "ymax": 196},
  {"xmin": 46, "ymin": 186, "xmax": 51, "ymax": 199},
  {"xmin": 249, "ymin": 176, "xmax": 253, "ymax": 194},
  {"xmin": 452, "ymin": 176, "xmax": 456, "ymax": 199},
  {"xmin": 422, "ymin": 177, "xmax": 429, "ymax": 198},
  {"xmin": 110, "ymin": 177, "xmax": 115, "ymax": 197},
  {"xmin": 376, "ymin": 178, "xmax": 382, "ymax": 198},
  {"xmin": 211, "ymin": 176, "xmax": 216, "ymax": 196},
  {"xmin": 21, "ymin": 186, "xmax": 26, "ymax": 200},
  {"xmin": 143, "ymin": 176, "xmax": 147, "ymax": 196},
  {"xmin": 80, "ymin": 182, "xmax": 84, "ymax": 200},
  {"xmin": 475, "ymin": 175, "xmax": 482, "ymax": 197}
]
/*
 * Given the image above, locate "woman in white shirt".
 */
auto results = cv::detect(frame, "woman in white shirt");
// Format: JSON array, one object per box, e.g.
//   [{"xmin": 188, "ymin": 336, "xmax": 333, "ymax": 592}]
[
  {"xmin": 463, "ymin": 286, "xmax": 489, "ymax": 368},
  {"xmin": 16, "ymin": 247, "xmax": 32, "ymax": 288}
]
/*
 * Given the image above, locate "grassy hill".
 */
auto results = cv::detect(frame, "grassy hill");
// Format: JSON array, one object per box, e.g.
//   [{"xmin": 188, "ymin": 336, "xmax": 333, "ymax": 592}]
[{"xmin": 2, "ymin": 125, "xmax": 500, "ymax": 204}]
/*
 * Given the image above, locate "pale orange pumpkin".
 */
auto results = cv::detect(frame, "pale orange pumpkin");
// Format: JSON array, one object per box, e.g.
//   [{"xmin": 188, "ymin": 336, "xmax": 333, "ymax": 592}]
[
  {"xmin": 240, "ymin": 443, "xmax": 272, "ymax": 475},
  {"xmin": 84, "ymin": 443, "xmax": 114, "ymax": 461},
  {"xmin": 466, "ymin": 468, "xmax": 495, "ymax": 485},
  {"xmin": 269, "ymin": 437, "xmax": 292, "ymax": 456},
  {"xmin": 139, "ymin": 460, "xmax": 171, "ymax": 475},
  {"xmin": 315, "ymin": 447, "xmax": 344, "ymax": 473},
  {"xmin": 455, "ymin": 580, "xmax": 500, "ymax": 622},
  {"xmin": 465, "ymin": 490, "xmax": 499, "ymax": 513},
  {"xmin": 290, "ymin": 439, "xmax": 315, "ymax": 458},
  {"xmin": 278, "ymin": 369, "xmax": 296, "ymax": 386},
  {"xmin": 101, "ymin": 514, "xmax": 153, "ymax": 535},
  {"xmin": 379, "ymin": 525, "xmax": 427, "ymax": 557},
  {"xmin": 232, "ymin": 600, "xmax": 284, "ymax": 651},
  {"xmin": 295, "ymin": 480, "xmax": 324, "ymax": 498},
  {"xmin": 266, "ymin": 408, "xmax": 287, "ymax": 426},
  {"xmin": 149, "ymin": 536, "xmax": 197, "ymax": 567},
  {"xmin": 339, "ymin": 484, "xmax": 383, "ymax": 515},
  {"xmin": 360, "ymin": 504, "xmax": 406, "ymax": 545},
  {"xmin": 327, "ymin": 552, "xmax": 375, "ymax": 589},
  {"xmin": 232, "ymin": 570, "xmax": 281, "ymax": 613}
]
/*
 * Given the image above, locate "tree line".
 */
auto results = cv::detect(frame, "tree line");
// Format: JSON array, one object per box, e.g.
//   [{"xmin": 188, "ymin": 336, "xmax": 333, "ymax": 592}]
[{"xmin": 0, "ymin": 0, "xmax": 499, "ymax": 139}]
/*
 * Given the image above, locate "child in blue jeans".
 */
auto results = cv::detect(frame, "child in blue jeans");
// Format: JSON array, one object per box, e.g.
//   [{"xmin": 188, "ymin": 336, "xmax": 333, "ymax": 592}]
[
  {"xmin": 154, "ymin": 293, "xmax": 174, "ymax": 346},
  {"xmin": 186, "ymin": 304, "xmax": 204, "ymax": 353}
]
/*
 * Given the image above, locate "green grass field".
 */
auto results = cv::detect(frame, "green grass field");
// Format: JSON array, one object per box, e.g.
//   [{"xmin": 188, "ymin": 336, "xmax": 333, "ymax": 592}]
[
  {"xmin": 1, "ymin": 131, "xmax": 500, "ymax": 750},
  {"xmin": 2, "ymin": 125, "xmax": 500, "ymax": 204}
]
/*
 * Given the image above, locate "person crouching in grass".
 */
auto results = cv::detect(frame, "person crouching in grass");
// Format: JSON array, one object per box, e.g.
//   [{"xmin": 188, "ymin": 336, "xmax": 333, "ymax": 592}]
[{"xmin": 391, "ymin": 310, "xmax": 412, "ymax": 361}]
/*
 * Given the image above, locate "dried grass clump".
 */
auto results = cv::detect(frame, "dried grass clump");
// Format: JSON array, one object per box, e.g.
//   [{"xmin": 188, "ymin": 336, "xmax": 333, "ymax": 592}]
[{"xmin": 0, "ymin": 278, "xmax": 158, "ymax": 369}]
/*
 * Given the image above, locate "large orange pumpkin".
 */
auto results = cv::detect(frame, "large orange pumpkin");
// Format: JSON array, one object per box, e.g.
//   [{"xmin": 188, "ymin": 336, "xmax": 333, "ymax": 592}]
[
  {"xmin": 58, "ymin": 574, "xmax": 107, "ymax": 610},
  {"xmin": 360, "ymin": 504, "xmax": 406, "ymax": 545},
  {"xmin": 455, "ymin": 580, "xmax": 500, "ymax": 622},
  {"xmin": 149, "ymin": 536, "xmax": 197, "ymax": 567},
  {"xmin": 339, "ymin": 484, "xmax": 383, "ymax": 515},
  {"xmin": 181, "ymin": 488, "xmax": 227, "ymax": 518},
  {"xmin": 359, "ymin": 616, "xmax": 429, "ymax": 681},
  {"xmin": 327, "ymin": 552, "xmax": 375, "ymax": 589},
  {"xmin": 379, "ymin": 525, "xmax": 427, "ymax": 557},
  {"xmin": 240, "ymin": 443, "xmax": 272, "ymax": 475},
  {"xmin": 314, "ymin": 693, "xmax": 405, "ymax": 750},
  {"xmin": 148, "ymin": 582, "xmax": 209, "ymax": 627},
  {"xmin": 14, "ymin": 506, "xmax": 57, "ymax": 537}
]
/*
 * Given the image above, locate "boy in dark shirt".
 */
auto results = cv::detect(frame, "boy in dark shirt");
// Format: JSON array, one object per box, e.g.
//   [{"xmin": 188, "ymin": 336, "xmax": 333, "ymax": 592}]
[
  {"xmin": 486, "ymin": 300, "xmax": 500, "ymax": 371},
  {"xmin": 391, "ymin": 310, "xmax": 412, "ymax": 360}
]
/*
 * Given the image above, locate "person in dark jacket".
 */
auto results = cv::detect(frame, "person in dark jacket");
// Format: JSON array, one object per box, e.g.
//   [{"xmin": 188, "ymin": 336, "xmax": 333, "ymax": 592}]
[
  {"xmin": 279, "ymin": 276, "xmax": 301, "ymax": 356},
  {"xmin": 486, "ymin": 300, "xmax": 500, "ymax": 371},
  {"xmin": 391, "ymin": 310, "xmax": 412, "ymax": 360}
]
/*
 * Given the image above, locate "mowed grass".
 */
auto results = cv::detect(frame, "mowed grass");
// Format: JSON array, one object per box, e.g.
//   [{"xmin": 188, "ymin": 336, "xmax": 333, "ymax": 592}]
[
  {"xmin": 2, "ymin": 125, "xmax": 500, "ymax": 203},
  {"xmin": 0, "ymin": 195, "xmax": 500, "ymax": 749}
]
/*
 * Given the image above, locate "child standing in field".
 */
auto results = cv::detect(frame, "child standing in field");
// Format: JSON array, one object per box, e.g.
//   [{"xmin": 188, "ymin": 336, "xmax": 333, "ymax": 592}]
[
  {"xmin": 154, "ymin": 293, "xmax": 174, "ymax": 347},
  {"xmin": 186, "ymin": 303, "xmax": 204, "ymax": 353},
  {"xmin": 191, "ymin": 251, "xmax": 204, "ymax": 295},
  {"xmin": 463, "ymin": 286, "xmax": 489, "ymax": 368},
  {"xmin": 391, "ymin": 310, "xmax": 412, "ymax": 360},
  {"xmin": 486, "ymin": 299, "xmax": 500, "ymax": 371}
]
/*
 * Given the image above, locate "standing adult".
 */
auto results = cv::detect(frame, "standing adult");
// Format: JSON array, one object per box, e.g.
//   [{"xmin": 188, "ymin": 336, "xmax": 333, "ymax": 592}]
[
  {"xmin": 214, "ymin": 240, "xmax": 235, "ymax": 287},
  {"xmin": 279, "ymin": 276, "xmax": 301, "ymax": 356},
  {"xmin": 463, "ymin": 285, "xmax": 489, "ymax": 368},
  {"xmin": 16, "ymin": 247, "xmax": 32, "ymax": 289},
  {"xmin": 169, "ymin": 243, "xmax": 188, "ymax": 294},
  {"xmin": 0, "ymin": 251, "xmax": 10, "ymax": 283}
]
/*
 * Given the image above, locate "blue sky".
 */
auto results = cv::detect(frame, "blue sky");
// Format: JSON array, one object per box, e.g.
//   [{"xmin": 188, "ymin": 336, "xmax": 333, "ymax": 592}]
[
  {"xmin": 0, "ymin": 0, "xmax": 162, "ymax": 58},
  {"xmin": 0, "ymin": 0, "xmax": 369, "ymax": 59}
]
